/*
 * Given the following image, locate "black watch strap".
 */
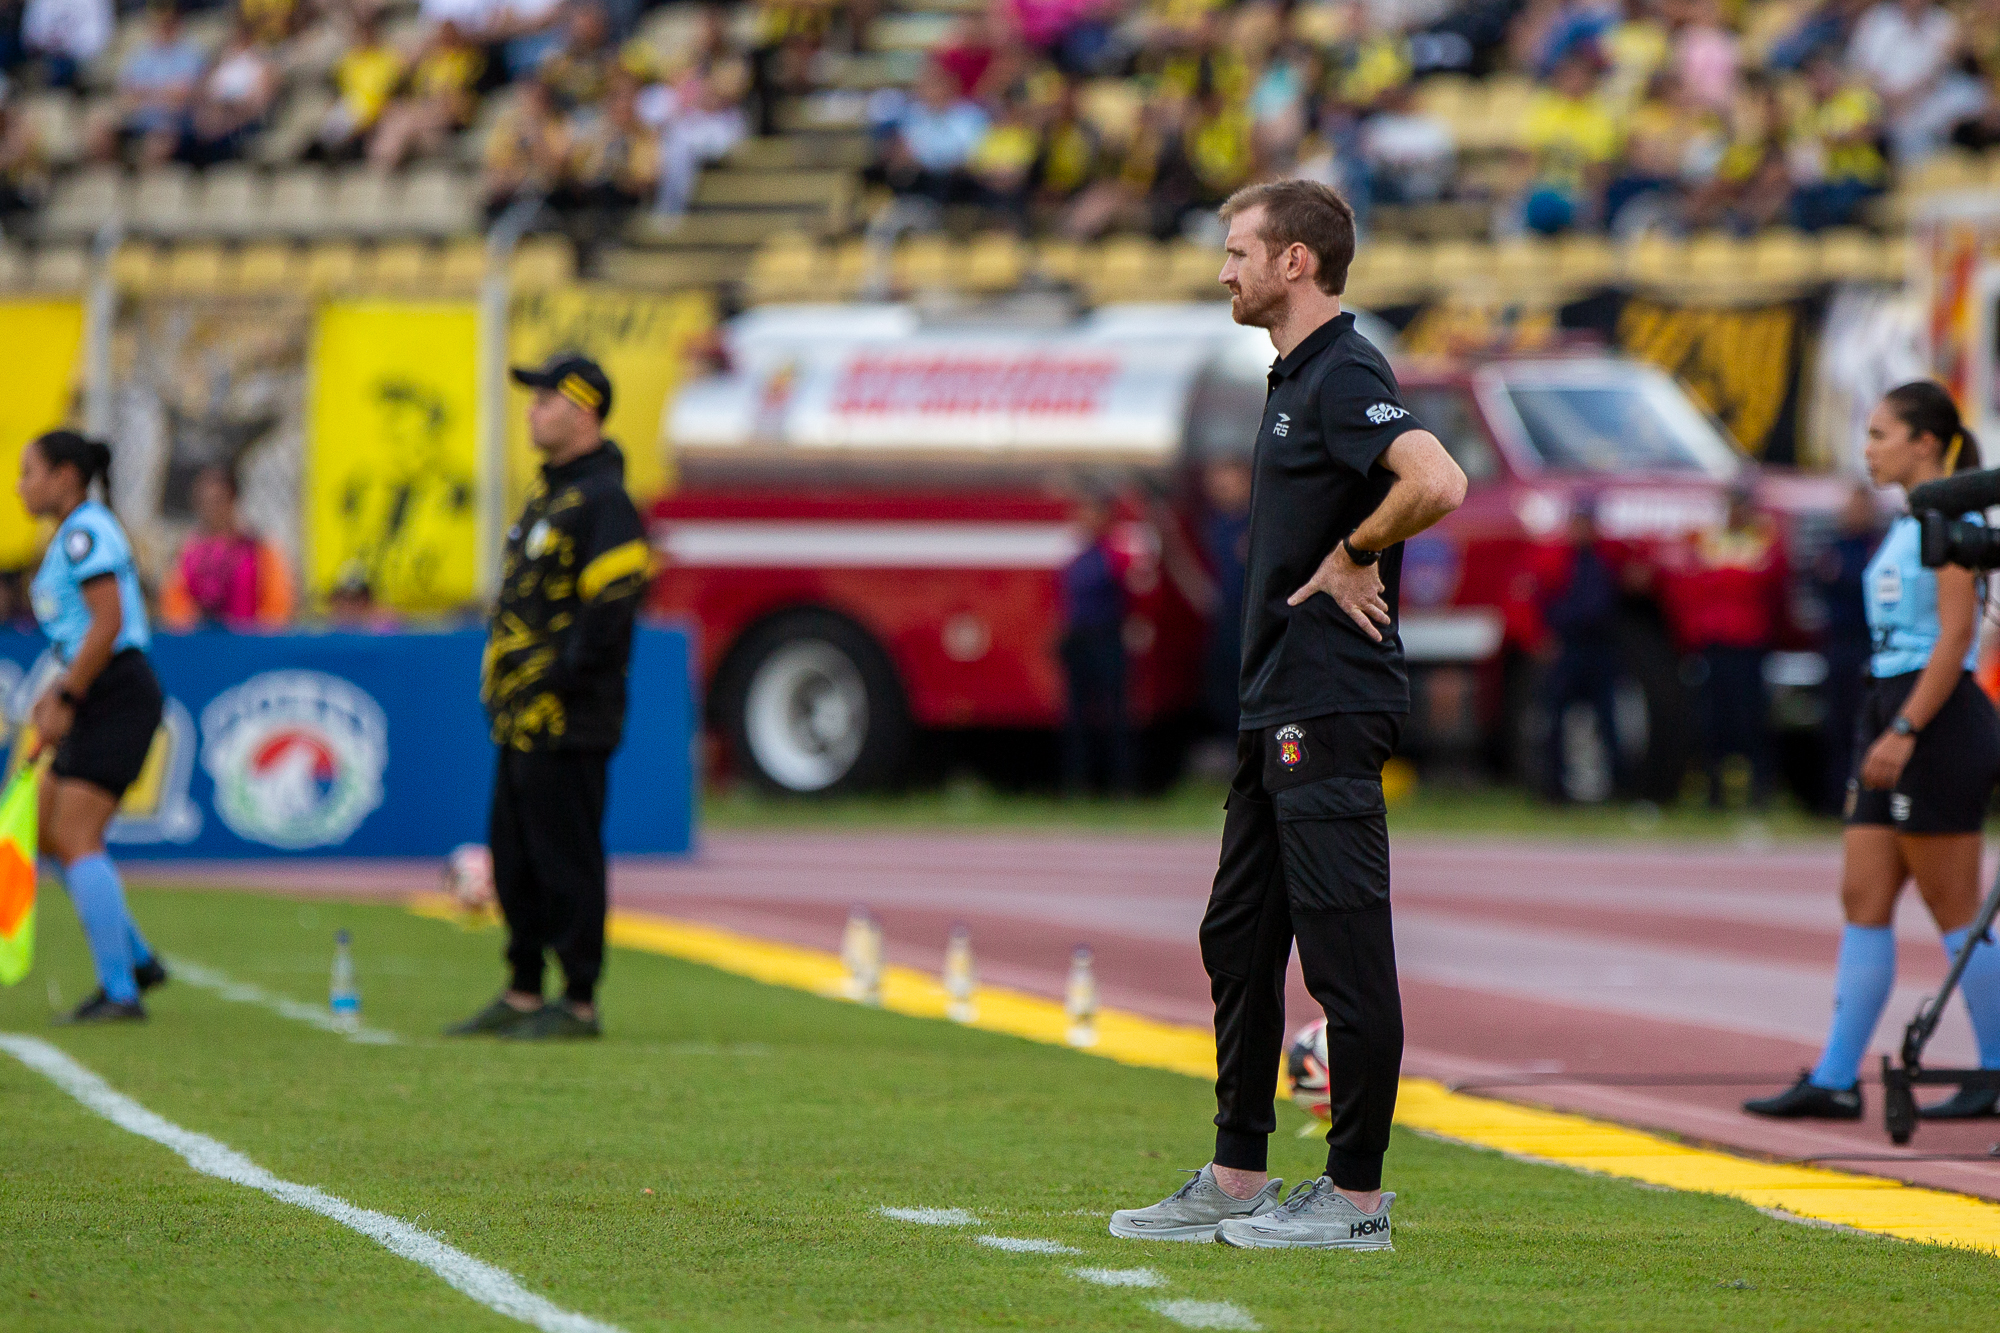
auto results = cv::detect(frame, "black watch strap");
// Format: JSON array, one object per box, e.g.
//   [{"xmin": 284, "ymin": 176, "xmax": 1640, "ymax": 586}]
[
  {"xmin": 58, "ymin": 688, "xmax": 84, "ymax": 709},
  {"xmin": 1342, "ymin": 536, "xmax": 1381, "ymax": 568}
]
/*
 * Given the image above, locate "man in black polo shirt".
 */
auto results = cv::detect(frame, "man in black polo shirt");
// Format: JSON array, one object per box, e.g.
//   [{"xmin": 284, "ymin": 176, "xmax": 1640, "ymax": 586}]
[{"xmin": 1110, "ymin": 180, "xmax": 1466, "ymax": 1250}]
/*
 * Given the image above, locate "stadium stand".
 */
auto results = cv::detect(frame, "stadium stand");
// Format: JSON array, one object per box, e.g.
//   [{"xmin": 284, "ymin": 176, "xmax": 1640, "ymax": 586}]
[{"xmin": 0, "ymin": 0, "xmax": 1982, "ymax": 302}]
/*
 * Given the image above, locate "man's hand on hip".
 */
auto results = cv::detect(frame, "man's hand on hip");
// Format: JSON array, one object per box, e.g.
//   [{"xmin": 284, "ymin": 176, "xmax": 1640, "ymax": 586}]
[{"xmin": 1288, "ymin": 543, "xmax": 1389, "ymax": 642}]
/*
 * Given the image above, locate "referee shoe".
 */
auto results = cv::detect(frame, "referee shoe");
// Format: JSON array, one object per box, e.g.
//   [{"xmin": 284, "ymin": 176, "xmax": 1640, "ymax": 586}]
[
  {"xmin": 444, "ymin": 993, "xmax": 543, "ymax": 1037},
  {"xmin": 1109, "ymin": 1166, "xmax": 1284, "ymax": 1241},
  {"xmin": 1214, "ymin": 1178, "xmax": 1394, "ymax": 1251},
  {"xmin": 55, "ymin": 990, "xmax": 146, "ymax": 1024}
]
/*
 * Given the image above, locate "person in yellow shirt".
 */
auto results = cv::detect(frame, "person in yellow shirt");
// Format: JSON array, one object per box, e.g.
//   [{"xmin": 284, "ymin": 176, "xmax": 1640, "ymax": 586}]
[
  {"xmin": 482, "ymin": 77, "xmax": 570, "ymax": 221},
  {"xmin": 367, "ymin": 20, "xmax": 486, "ymax": 170},
  {"xmin": 1520, "ymin": 48, "xmax": 1623, "ymax": 232},
  {"xmin": 1789, "ymin": 49, "xmax": 1887, "ymax": 230},
  {"xmin": 314, "ymin": 9, "xmax": 406, "ymax": 160},
  {"xmin": 969, "ymin": 95, "xmax": 1042, "ymax": 230}
]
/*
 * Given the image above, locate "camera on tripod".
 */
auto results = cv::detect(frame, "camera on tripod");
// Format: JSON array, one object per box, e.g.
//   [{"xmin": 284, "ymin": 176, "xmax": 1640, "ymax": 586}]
[{"xmin": 1911, "ymin": 467, "xmax": 2000, "ymax": 568}]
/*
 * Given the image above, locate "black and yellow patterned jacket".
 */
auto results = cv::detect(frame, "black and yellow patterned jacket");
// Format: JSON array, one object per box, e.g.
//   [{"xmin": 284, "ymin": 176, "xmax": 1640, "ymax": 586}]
[{"xmin": 482, "ymin": 441, "xmax": 650, "ymax": 751}]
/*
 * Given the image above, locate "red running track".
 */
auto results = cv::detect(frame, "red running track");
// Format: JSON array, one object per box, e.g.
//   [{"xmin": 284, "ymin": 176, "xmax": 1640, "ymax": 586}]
[{"xmin": 133, "ymin": 832, "xmax": 2000, "ymax": 1200}]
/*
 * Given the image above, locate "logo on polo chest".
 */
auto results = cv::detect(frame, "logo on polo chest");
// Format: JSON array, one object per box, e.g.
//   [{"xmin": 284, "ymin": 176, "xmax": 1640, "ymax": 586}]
[
  {"xmin": 1272, "ymin": 412, "xmax": 1291, "ymax": 437},
  {"xmin": 1276, "ymin": 723, "xmax": 1307, "ymax": 768}
]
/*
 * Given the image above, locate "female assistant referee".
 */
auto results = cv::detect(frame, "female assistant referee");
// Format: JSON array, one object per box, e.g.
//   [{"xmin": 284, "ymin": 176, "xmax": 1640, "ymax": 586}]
[
  {"xmin": 19, "ymin": 430, "xmax": 166, "ymax": 1024},
  {"xmin": 1747, "ymin": 382, "xmax": 2000, "ymax": 1120}
]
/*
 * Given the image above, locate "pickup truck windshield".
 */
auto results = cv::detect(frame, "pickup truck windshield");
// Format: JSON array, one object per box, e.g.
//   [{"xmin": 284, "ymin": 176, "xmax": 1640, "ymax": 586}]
[{"xmin": 1500, "ymin": 366, "xmax": 1742, "ymax": 479}]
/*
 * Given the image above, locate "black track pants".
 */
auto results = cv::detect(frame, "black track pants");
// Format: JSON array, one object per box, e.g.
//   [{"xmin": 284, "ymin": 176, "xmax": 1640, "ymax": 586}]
[
  {"xmin": 1200, "ymin": 712, "xmax": 1403, "ymax": 1192},
  {"xmin": 490, "ymin": 746, "xmax": 611, "ymax": 1006}
]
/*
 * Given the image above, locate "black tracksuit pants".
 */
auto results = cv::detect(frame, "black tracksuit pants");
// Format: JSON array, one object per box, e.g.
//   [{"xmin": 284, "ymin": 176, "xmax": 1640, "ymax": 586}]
[
  {"xmin": 1200, "ymin": 711, "xmax": 1403, "ymax": 1192},
  {"xmin": 491, "ymin": 746, "xmax": 611, "ymax": 1006}
]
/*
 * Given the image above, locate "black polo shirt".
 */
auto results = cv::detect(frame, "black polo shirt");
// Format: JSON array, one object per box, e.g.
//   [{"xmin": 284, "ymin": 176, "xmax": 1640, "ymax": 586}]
[{"xmin": 1238, "ymin": 310, "xmax": 1420, "ymax": 728}]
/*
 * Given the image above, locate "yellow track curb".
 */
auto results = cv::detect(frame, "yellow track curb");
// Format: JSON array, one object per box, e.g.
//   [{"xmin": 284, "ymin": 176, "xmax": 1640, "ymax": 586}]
[{"xmin": 410, "ymin": 894, "xmax": 2000, "ymax": 1252}]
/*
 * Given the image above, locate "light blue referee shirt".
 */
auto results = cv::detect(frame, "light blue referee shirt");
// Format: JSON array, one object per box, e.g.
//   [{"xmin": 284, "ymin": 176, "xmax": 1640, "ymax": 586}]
[
  {"xmin": 29, "ymin": 500, "xmax": 150, "ymax": 662},
  {"xmin": 1865, "ymin": 512, "xmax": 1982, "ymax": 678}
]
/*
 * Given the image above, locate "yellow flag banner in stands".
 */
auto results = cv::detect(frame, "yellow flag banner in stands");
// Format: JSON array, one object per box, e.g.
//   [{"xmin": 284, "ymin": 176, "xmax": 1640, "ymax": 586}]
[
  {"xmin": 1615, "ymin": 296, "xmax": 1808, "ymax": 463},
  {"xmin": 307, "ymin": 301, "xmax": 482, "ymax": 612},
  {"xmin": 0, "ymin": 763, "xmax": 40, "ymax": 985},
  {"xmin": 506, "ymin": 286, "xmax": 715, "ymax": 509},
  {"xmin": 0, "ymin": 300, "xmax": 85, "ymax": 570}
]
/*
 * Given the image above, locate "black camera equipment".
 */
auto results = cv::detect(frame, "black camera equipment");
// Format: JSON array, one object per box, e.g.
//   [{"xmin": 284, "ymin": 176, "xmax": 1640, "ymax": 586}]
[
  {"xmin": 1909, "ymin": 468, "xmax": 2000, "ymax": 569},
  {"xmin": 1882, "ymin": 863, "xmax": 2000, "ymax": 1142}
]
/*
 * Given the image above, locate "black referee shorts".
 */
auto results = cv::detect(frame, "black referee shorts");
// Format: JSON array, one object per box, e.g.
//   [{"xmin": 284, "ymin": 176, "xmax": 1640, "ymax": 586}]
[
  {"xmin": 1844, "ymin": 670, "xmax": 2000, "ymax": 835},
  {"xmin": 51, "ymin": 648, "xmax": 164, "ymax": 801},
  {"xmin": 1200, "ymin": 710, "xmax": 1403, "ymax": 1192}
]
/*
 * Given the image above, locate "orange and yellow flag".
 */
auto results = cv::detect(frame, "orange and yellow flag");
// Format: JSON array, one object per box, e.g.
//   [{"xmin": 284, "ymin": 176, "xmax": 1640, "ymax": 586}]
[{"xmin": 0, "ymin": 764, "xmax": 38, "ymax": 985}]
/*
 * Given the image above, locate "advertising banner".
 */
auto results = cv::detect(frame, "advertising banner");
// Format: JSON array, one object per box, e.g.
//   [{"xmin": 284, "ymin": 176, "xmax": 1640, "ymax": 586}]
[
  {"xmin": 0, "ymin": 627, "xmax": 694, "ymax": 858},
  {"xmin": 506, "ymin": 286, "xmax": 714, "ymax": 507},
  {"xmin": 306, "ymin": 302, "xmax": 483, "ymax": 612},
  {"xmin": 0, "ymin": 300, "xmax": 85, "ymax": 569},
  {"xmin": 671, "ymin": 334, "xmax": 1210, "ymax": 460}
]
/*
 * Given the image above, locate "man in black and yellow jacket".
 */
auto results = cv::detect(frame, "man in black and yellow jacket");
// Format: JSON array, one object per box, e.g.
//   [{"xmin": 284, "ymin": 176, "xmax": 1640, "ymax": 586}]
[{"xmin": 449, "ymin": 352, "xmax": 650, "ymax": 1041}]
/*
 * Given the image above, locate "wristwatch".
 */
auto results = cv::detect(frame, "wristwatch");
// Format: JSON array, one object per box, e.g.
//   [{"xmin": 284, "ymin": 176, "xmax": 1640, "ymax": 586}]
[
  {"xmin": 1891, "ymin": 715, "xmax": 1918, "ymax": 738},
  {"xmin": 1342, "ymin": 536, "xmax": 1381, "ymax": 568},
  {"xmin": 57, "ymin": 688, "xmax": 83, "ymax": 710}
]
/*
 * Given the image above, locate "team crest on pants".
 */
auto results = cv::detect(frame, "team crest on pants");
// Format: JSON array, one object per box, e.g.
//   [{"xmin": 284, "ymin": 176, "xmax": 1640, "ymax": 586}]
[{"xmin": 1276, "ymin": 724, "xmax": 1307, "ymax": 768}]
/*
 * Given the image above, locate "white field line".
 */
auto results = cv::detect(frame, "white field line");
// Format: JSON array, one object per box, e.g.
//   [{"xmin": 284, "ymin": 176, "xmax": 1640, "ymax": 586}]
[
  {"xmin": 878, "ymin": 1206, "xmax": 979, "ymax": 1226},
  {"xmin": 1072, "ymin": 1267, "xmax": 1166, "ymax": 1288},
  {"xmin": 166, "ymin": 958, "xmax": 401, "ymax": 1045},
  {"xmin": 1148, "ymin": 1299, "xmax": 1261, "ymax": 1331},
  {"xmin": 972, "ymin": 1235, "xmax": 1083, "ymax": 1255},
  {"xmin": 0, "ymin": 1034, "xmax": 621, "ymax": 1333}
]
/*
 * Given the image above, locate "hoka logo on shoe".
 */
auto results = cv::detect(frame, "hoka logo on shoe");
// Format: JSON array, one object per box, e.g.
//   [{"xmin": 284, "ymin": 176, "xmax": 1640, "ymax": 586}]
[{"xmin": 1349, "ymin": 1218, "xmax": 1388, "ymax": 1238}]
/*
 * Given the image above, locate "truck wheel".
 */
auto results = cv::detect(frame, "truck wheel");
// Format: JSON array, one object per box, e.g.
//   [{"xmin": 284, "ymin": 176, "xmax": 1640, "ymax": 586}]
[
  {"xmin": 1615, "ymin": 615, "xmax": 1694, "ymax": 805},
  {"xmin": 715, "ymin": 610, "xmax": 910, "ymax": 794}
]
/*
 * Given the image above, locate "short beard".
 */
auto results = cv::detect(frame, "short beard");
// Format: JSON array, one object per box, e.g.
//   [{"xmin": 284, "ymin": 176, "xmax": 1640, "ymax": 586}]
[{"xmin": 1229, "ymin": 275, "xmax": 1287, "ymax": 330}]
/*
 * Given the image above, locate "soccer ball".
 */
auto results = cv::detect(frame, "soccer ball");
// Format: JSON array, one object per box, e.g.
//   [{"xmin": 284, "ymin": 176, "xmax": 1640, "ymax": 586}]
[
  {"xmin": 1285, "ymin": 1018, "xmax": 1331, "ymax": 1120},
  {"xmin": 445, "ymin": 843, "xmax": 494, "ymax": 909}
]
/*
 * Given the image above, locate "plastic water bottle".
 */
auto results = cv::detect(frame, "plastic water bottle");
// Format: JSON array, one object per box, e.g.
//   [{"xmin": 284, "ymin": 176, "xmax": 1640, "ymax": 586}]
[
  {"xmin": 1065, "ymin": 944, "xmax": 1098, "ymax": 1048},
  {"xmin": 330, "ymin": 929, "xmax": 359, "ymax": 1031},
  {"xmin": 840, "ymin": 906, "xmax": 882, "ymax": 1006},
  {"xmin": 943, "ymin": 923, "xmax": 977, "ymax": 1024}
]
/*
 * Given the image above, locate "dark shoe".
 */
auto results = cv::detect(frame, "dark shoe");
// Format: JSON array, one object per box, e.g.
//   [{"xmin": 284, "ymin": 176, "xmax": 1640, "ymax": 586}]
[
  {"xmin": 54, "ymin": 990, "xmax": 146, "ymax": 1025},
  {"xmin": 1918, "ymin": 1085, "xmax": 2000, "ymax": 1119},
  {"xmin": 1743, "ymin": 1071, "xmax": 1862, "ymax": 1119},
  {"xmin": 134, "ymin": 957, "xmax": 169, "ymax": 994},
  {"xmin": 501, "ymin": 1003, "xmax": 601, "ymax": 1040},
  {"xmin": 444, "ymin": 994, "xmax": 542, "ymax": 1037}
]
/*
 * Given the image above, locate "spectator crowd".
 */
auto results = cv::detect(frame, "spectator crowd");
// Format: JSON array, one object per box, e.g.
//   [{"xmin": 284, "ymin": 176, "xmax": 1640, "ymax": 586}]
[{"xmin": 0, "ymin": 0, "xmax": 1994, "ymax": 245}]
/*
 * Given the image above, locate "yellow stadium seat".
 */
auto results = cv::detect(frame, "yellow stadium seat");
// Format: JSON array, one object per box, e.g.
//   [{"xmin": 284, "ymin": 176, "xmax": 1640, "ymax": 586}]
[
  {"xmin": 229, "ymin": 242, "xmax": 299, "ymax": 293},
  {"xmin": 1816, "ymin": 228, "xmax": 1877, "ymax": 283},
  {"xmin": 327, "ymin": 167, "xmax": 401, "ymax": 238},
  {"xmin": 1749, "ymin": 229, "xmax": 1816, "ymax": 287},
  {"xmin": 1426, "ymin": 239, "xmax": 1484, "ymax": 294},
  {"xmin": 827, "ymin": 239, "xmax": 872, "ymax": 299},
  {"xmin": 1491, "ymin": 237, "xmax": 1557, "ymax": 299},
  {"xmin": 1553, "ymin": 234, "xmax": 1617, "ymax": 289},
  {"xmin": 1033, "ymin": 239, "xmax": 1087, "ymax": 288},
  {"xmin": 1907, "ymin": 151, "xmax": 1982, "ymax": 195},
  {"xmin": 891, "ymin": 235, "xmax": 954, "ymax": 294},
  {"xmin": 1622, "ymin": 233, "xmax": 1685, "ymax": 287},
  {"xmin": 438, "ymin": 238, "xmax": 487, "ymax": 293},
  {"xmin": 1165, "ymin": 239, "xmax": 1222, "ymax": 299},
  {"xmin": 1875, "ymin": 233, "xmax": 1912, "ymax": 283},
  {"xmin": 367, "ymin": 241, "xmax": 438, "ymax": 292},
  {"xmin": 193, "ymin": 165, "xmax": 266, "ymax": 239},
  {"xmin": 1084, "ymin": 236, "xmax": 1160, "ymax": 304},
  {"xmin": 303, "ymin": 241, "xmax": 363, "ymax": 293},
  {"xmin": 160, "ymin": 243, "xmax": 229, "ymax": 294},
  {"xmin": 267, "ymin": 168, "xmax": 334, "ymax": 238},
  {"xmin": 39, "ymin": 166, "xmax": 127, "ymax": 243},
  {"xmin": 508, "ymin": 238, "xmax": 574, "ymax": 289},
  {"xmin": 745, "ymin": 233, "xmax": 824, "ymax": 304},
  {"xmin": 963, "ymin": 232, "xmax": 1026, "ymax": 294},
  {"xmin": 1684, "ymin": 231, "xmax": 1752, "ymax": 287},
  {"xmin": 108, "ymin": 241, "xmax": 158, "ymax": 294},
  {"xmin": 131, "ymin": 165, "xmax": 199, "ymax": 238},
  {"xmin": 1345, "ymin": 237, "xmax": 1423, "ymax": 307}
]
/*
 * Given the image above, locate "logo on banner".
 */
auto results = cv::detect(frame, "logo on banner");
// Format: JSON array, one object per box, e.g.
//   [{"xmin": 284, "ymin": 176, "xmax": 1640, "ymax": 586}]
[{"xmin": 200, "ymin": 671, "xmax": 388, "ymax": 849}]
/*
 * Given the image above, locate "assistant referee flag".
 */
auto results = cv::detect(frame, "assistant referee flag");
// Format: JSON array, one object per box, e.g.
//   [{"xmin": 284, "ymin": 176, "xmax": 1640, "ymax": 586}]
[{"xmin": 0, "ymin": 765, "xmax": 37, "ymax": 984}]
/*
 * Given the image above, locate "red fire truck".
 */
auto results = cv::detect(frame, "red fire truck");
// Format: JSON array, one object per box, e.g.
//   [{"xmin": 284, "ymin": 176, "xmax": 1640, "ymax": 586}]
[{"xmin": 651, "ymin": 302, "xmax": 1843, "ymax": 798}]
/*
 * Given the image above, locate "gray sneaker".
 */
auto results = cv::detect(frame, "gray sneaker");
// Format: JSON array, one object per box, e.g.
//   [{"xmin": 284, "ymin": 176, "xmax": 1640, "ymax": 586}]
[
  {"xmin": 1215, "ymin": 1178, "xmax": 1394, "ymax": 1250},
  {"xmin": 1109, "ymin": 1166, "xmax": 1284, "ymax": 1242}
]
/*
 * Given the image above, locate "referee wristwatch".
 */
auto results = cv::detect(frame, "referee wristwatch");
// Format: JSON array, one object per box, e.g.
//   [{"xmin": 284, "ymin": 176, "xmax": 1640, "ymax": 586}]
[
  {"xmin": 57, "ymin": 687, "xmax": 83, "ymax": 710},
  {"xmin": 1342, "ymin": 536, "xmax": 1381, "ymax": 568},
  {"xmin": 1891, "ymin": 715, "xmax": 1919, "ymax": 738}
]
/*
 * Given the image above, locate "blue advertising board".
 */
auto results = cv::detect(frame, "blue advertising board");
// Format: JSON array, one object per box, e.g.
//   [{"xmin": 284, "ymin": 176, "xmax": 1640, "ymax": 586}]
[{"xmin": 0, "ymin": 627, "xmax": 696, "ymax": 858}]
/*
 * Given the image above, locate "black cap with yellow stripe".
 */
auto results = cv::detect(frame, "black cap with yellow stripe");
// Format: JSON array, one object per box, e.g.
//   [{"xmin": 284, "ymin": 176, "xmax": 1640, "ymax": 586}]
[{"xmin": 510, "ymin": 353, "xmax": 613, "ymax": 419}]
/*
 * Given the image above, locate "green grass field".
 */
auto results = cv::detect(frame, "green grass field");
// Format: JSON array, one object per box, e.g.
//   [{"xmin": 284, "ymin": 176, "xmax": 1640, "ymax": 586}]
[{"xmin": 5, "ymin": 886, "xmax": 1999, "ymax": 1331}]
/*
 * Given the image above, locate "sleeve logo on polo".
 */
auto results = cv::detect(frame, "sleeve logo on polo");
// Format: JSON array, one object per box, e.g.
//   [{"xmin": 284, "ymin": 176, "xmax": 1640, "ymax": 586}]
[
  {"xmin": 1365, "ymin": 402, "xmax": 1408, "ymax": 425},
  {"xmin": 62, "ymin": 527, "xmax": 94, "ymax": 563}
]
